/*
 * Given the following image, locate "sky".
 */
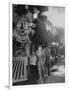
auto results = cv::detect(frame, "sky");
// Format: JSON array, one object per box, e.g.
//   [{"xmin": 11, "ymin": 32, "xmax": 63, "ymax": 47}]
[{"xmin": 43, "ymin": 6, "xmax": 65, "ymax": 28}]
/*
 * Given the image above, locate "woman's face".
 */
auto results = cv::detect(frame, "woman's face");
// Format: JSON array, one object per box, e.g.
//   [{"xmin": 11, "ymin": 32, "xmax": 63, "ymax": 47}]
[{"xmin": 26, "ymin": 12, "xmax": 33, "ymax": 22}]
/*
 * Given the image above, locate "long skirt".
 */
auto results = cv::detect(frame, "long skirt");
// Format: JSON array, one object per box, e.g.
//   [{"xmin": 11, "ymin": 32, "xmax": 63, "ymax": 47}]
[{"xmin": 29, "ymin": 65, "xmax": 39, "ymax": 80}]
